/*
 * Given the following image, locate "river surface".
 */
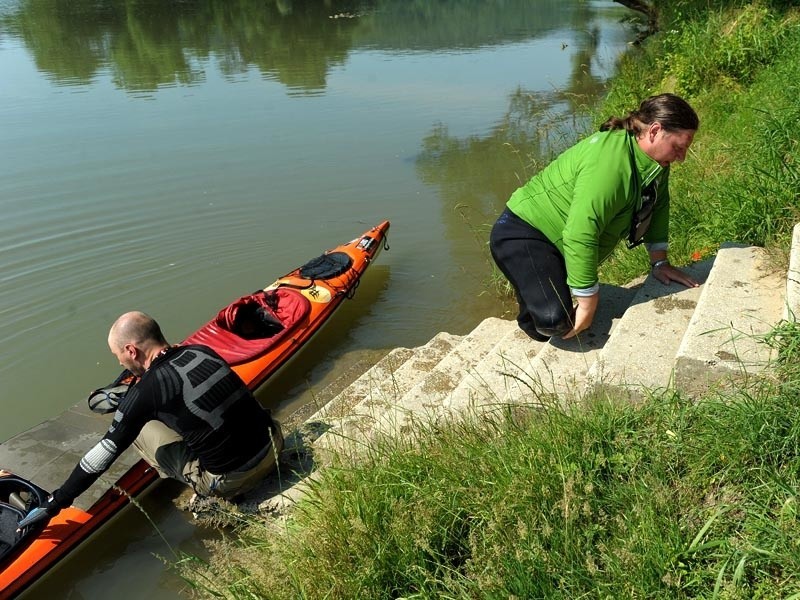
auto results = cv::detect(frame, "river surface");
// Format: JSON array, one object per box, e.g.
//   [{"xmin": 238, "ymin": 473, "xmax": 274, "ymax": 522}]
[{"xmin": 1, "ymin": 0, "xmax": 637, "ymax": 596}]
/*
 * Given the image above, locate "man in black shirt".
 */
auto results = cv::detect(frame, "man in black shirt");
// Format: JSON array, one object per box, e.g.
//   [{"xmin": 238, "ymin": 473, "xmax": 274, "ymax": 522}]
[{"xmin": 22, "ymin": 311, "xmax": 282, "ymax": 526}]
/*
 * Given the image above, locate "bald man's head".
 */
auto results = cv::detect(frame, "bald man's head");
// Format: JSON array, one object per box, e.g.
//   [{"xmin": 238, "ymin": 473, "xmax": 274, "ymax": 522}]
[{"xmin": 108, "ymin": 311, "xmax": 168, "ymax": 352}]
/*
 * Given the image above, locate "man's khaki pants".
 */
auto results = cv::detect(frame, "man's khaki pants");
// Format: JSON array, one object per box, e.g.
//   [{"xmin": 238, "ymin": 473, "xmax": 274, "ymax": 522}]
[{"xmin": 133, "ymin": 420, "xmax": 283, "ymax": 498}]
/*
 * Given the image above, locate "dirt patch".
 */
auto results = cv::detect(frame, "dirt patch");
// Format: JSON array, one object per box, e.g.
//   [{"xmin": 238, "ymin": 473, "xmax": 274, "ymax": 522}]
[{"xmin": 652, "ymin": 296, "xmax": 696, "ymax": 314}]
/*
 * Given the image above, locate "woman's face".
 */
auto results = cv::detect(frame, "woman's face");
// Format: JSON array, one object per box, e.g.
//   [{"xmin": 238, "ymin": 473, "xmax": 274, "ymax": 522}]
[{"xmin": 639, "ymin": 122, "xmax": 695, "ymax": 167}]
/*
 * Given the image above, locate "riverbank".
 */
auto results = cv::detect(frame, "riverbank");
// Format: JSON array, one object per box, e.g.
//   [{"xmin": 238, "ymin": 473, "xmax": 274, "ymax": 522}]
[{"xmin": 182, "ymin": 2, "xmax": 800, "ymax": 597}]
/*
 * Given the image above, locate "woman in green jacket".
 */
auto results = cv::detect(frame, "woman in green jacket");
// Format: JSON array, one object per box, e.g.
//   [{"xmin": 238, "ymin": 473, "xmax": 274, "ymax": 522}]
[{"xmin": 490, "ymin": 93, "xmax": 700, "ymax": 341}]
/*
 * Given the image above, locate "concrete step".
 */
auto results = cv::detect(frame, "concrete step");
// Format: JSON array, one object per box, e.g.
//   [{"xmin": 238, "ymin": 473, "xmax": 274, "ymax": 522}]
[
  {"xmin": 444, "ymin": 325, "xmax": 547, "ymax": 414},
  {"xmin": 276, "ymin": 347, "xmax": 393, "ymax": 431},
  {"xmin": 307, "ymin": 347, "xmax": 416, "ymax": 423},
  {"xmin": 311, "ymin": 332, "xmax": 462, "ymax": 461},
  {"xmin": 252, "ymin": 238, "xmax": 793, "ymax": 515},
  {"xmin": 586, "ymin": 258, "xmax": 713, "ymax": 400},
  {"xmin": 431, "ymin": 282, "xmax": 640, "ymax": 422},
  {"xmin": 356, "ymin": 317, "xmax": 518, "ymax": 442},
  {"xmin": 675, "ymin": 243, "xmax": 786, "ymax": 395},
  {"xmin": 522, "ymin": 283, "xmax": 638, "ymax": 402},
  {"xmin": 786, "ymin": 223, "xmax": 800, "ymax": 320},
  {"xmin": 378, "ymin": 332, "xmax": 465, "ymax": 401},
  {"xmin": 0, "ymin": 401, "xmax": 141, "ymax": 511}
]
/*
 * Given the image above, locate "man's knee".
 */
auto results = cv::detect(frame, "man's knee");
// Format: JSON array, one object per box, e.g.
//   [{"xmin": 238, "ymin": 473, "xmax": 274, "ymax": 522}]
[
  {"xmin": 134, "ymin": 421, "xmax": 190, "ymax": 480},
  {"xmin": 154, "ymin": 441, "xmax": 192, "ymax": 480}
]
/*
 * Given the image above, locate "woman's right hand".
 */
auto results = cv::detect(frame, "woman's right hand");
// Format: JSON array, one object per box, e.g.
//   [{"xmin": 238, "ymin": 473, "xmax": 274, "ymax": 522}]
[{"xmin": 562, "ymin": 293, "xmax": 599, "ymax": 339}]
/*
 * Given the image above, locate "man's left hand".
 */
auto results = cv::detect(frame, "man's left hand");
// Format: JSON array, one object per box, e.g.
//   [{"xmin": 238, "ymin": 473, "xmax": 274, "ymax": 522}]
[{"xmin": 16, "ymin": 497, "xmax": 60, "ymax": 531}]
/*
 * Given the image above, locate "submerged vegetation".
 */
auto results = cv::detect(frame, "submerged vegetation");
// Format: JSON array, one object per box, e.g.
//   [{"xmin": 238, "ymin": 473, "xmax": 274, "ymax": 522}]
[{"xmin": 180, "ymin": 1, "xmax": 800, "ymax": 597}]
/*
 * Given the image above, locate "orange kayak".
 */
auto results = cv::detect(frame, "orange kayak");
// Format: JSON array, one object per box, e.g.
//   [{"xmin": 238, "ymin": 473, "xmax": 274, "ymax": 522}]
[{"xmin": 0, "ymin": 221, "xmax": 389, "ymax": 598}]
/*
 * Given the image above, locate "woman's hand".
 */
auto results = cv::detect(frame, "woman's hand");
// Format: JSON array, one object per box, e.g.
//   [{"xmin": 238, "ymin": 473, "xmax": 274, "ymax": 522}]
[
  {"xmin": 651, "ymin": 261, "xmax": 699, "ymax": 288},
  {"xmin": 562, "ymin": 293, "xmax": 599, "ymax": 339}
]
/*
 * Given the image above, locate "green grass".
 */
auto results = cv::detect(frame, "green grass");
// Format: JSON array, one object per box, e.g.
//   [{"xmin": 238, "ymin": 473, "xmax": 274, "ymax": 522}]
[
  {"xmin": 178, "ymin": 3, "xmax": 800, "ymax": 598},
  {"xmin": 181, "ymin": 344, "xmax": 800, "ymax": 598}
]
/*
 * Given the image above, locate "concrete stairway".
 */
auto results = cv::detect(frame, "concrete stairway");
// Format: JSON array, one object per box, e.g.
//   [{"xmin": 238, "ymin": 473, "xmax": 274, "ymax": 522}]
[{"xmin": 258, "ymin": 240, "xmax": 790, "ymax": 510}]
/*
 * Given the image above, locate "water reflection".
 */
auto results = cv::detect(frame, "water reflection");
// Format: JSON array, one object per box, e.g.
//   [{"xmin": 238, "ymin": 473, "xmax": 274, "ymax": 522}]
[
  {"xmin": 2, "ymin": 0, "xmax": 623, "ymax": 94},
  {"xmin": 416, "ymin": 7, "xmax": 629, "ymax": 286}
]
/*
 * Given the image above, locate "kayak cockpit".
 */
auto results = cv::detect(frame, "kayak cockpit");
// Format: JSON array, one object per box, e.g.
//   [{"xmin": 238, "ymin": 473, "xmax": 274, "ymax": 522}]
[
  {"xmin": 184, "ymin": 288, "xmax": 310, "ymax": 365},
  {"xmin": 0, "ymin": 474, "xmax": 48, "ymax": 564}
]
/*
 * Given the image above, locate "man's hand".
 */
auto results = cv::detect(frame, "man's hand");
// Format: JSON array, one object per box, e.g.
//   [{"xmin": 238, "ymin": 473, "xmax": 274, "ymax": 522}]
[
  {"xmin": 16, "ymin": 496, "xmax": 60, "ymax": 531},
  {"xmin": 562, "ymin": 293, "xmax": 599, "ymax": 339}
]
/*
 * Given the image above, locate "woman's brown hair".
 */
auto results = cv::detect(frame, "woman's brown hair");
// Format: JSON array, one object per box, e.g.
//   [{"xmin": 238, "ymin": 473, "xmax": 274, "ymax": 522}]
[{"xmin": 600, "ymin": 93, "xmax": 699, "ymax": 135}]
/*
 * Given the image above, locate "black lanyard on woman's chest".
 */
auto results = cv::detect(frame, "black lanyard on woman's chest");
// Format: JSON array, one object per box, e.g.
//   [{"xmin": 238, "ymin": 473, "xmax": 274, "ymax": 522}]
[{"xmin": 627, "ymin": 179, "xmax": 658, "ymax": 249}]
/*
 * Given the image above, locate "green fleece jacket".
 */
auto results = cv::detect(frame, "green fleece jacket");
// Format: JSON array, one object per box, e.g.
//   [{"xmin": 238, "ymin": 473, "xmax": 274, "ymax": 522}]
[{"xmin": 507, "ymin": 129, "xmax": 669, "ymax": 292}]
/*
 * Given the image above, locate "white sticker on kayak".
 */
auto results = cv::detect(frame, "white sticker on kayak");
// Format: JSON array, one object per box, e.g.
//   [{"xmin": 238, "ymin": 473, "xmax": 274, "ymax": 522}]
[{"xmin": 302, "ymin": 285, "xmax": 332, "ymax": 303}]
